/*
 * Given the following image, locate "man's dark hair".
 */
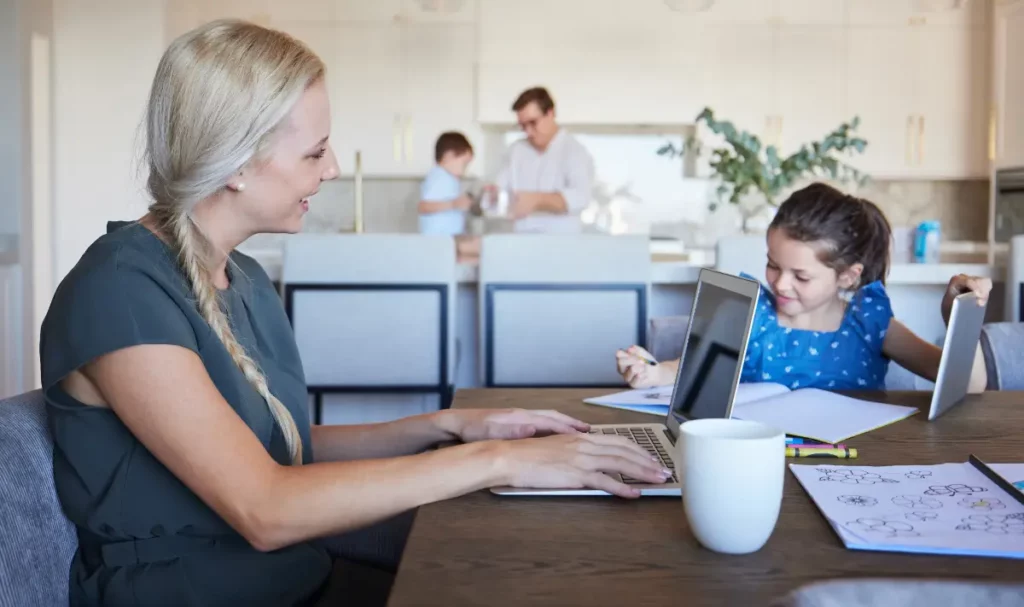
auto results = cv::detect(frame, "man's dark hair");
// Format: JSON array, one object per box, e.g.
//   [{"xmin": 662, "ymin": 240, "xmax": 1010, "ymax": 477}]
[{"xmin": 512, "ymin": 87, "xmax": 555, "ymax": 114}]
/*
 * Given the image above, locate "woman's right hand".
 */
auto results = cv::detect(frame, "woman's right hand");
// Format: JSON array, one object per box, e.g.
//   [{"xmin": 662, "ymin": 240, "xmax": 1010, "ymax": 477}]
[{"xmin": 494, "ymin": 432, "xmax": 673, "ymax": 498}]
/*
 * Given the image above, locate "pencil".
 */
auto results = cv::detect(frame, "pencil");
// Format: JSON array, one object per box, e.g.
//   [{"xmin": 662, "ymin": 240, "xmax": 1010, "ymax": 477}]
[
  {"xmin": 623, "ymin": 348, "xmax": 657, "ymax": 366},
  {"xmin": 786, "ymin": 447, "xmax": 858, "ymax": 459}
]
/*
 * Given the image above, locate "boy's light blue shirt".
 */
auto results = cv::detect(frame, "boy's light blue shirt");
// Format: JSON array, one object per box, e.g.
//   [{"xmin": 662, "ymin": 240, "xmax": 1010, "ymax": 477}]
[{"xmin": 418, "ymin": 165, "xmax": 465, "ymax": 236}]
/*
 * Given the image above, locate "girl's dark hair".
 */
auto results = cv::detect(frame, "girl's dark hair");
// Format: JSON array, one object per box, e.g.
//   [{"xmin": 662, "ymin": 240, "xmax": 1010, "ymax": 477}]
[{"xmin": 769, "ymin": 182, "xmax": 892, "ymax": 287}]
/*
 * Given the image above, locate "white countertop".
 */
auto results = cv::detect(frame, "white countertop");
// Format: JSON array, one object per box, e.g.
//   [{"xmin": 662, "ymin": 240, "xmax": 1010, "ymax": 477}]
[{"xmin": 240, "ymin": 247, "xmax": 1002, "ymax": 287}]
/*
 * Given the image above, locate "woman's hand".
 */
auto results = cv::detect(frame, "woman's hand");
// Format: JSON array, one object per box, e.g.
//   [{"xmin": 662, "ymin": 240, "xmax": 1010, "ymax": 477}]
[
  {"xmin": 435, "ymin": 408, "xmax": 590, "ymax": 443},
  {"xmin": 942, "ymin": 274, "xmax": 993, "ymax": 324},
  {"xmin": 493, "ymin": 432, "xmax": 673, "ymax": 498},
  {"xmin": 615, "ymin": 346, "xmax": 676, "ymax": 388}
]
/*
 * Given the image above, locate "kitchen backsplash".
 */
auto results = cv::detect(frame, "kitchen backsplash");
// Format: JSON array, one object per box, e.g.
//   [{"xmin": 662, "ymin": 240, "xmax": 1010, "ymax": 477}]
[{"xmin": 240, "ymin": 176, "xmax": 989, "ymax": 250}]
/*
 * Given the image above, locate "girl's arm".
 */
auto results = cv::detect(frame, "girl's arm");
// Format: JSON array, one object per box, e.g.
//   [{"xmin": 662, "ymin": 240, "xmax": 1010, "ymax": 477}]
[
  {"xmin": 616, "ymin": 346, "xmax": 679, "ymax": 388},
  {"xmin": 882, "ymin": 319, "xmax": 987, "ymax": 393}
]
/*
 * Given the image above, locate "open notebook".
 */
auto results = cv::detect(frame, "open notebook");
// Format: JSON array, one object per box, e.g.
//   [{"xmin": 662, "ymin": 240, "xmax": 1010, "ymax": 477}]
[{"xmin": 584, "ymin": 382, "xmax": 917, "ymax": 444}]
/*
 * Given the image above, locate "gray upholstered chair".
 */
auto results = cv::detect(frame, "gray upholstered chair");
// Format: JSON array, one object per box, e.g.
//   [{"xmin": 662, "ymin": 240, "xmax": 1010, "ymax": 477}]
[
  {"xmin": 769, "ymin": 579, "xmax": 1024, "ymax": 607},
  {"xmin": 479, "ymin": 234, "xmax": 651, "ymax": 387},
  {"xmin": 0, "ymin": 390, "xmax": 77, "ymax": 607},
  {"xmin": 981, "ymin": 322, "xmax": 1024, "ymax": 390}
]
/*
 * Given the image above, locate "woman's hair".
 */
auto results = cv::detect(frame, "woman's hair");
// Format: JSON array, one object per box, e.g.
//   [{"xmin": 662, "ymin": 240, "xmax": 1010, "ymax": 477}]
[
  {"xmin": 769, "ymin": 182, "xmax": 893, "ymax": 287},
  {"xmin": 143, "ymin": 20, "xmax": 325, "ymax": 464}
]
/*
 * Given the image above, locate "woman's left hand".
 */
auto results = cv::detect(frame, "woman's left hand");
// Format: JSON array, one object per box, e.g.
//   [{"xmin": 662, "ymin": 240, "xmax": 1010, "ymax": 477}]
[
  {"xmin": 942, "ymin": 274, "xmax": 993, "ymax": 321},
  {"xmin": 435, "ymin": 408, "xmax": 590, "ymax": 443}
]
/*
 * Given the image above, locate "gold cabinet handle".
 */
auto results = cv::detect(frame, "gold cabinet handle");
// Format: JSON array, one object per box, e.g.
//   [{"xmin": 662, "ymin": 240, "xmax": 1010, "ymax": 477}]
[
  {"xmin": 906, "ymin": 115, "xmax": 915, "ymax": 165},
  {"xmin": 989, "ymin": 106, "xmax": 998, "ymax": 162},
  {"xmin": 392, "ymin": 114, "xmax": 402, "ymax": 162},
  {"xmin": 917, "ymin": 115, "xmax": 925, "ymax": 165}
]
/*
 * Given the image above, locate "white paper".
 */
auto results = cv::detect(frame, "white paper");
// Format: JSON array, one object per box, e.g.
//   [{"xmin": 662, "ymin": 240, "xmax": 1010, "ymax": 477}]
[
  {"xmin": 790, "ymin": 463, "xmax": 1024, "ymax": 559},
  {"xmin": 733, "ymin": 382, "xmax": 791, "ymax": 406},
  {"xmin": 732, "ymin": 388, "xmax": 918, "ymax": 444},
  {"xmin": 583, "ymin": 387, "xmax": 671, "ymax": 416}
]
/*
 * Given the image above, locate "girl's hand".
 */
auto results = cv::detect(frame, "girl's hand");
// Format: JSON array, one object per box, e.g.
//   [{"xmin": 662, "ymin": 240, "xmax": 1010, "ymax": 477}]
[
  {"xmin": 615, "ymin": 346, "xmax": 674, "ymax": 388},
  {"xmin": 436, "ymin": 408, "xmax": 590, "ymax": 443},
  {"xmin": 493, "ymin": 432, "xmax": 672, "ymax": 498},
  {"xmin": 942, "ymin": 274, "xmax": 993, "ymax": 323}
]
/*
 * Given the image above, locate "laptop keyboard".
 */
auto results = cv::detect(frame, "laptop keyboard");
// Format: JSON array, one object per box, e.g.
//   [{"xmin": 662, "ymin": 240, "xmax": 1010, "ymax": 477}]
[{"xmin": 590, "ymin": 427, "xmax": 678, "ymax": 484}]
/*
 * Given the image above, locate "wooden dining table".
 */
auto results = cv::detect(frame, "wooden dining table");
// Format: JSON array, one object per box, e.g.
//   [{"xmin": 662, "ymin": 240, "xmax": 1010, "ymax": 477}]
[{"xmin": 387, "ymin": 389, "xmax": 1024, "ymax": 607}]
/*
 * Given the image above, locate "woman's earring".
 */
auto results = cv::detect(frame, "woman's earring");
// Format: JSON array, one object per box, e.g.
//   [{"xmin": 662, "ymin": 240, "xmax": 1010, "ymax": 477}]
[{"xmin": 233, "ymin": 182, "xmax": 246, "ymax": 192}]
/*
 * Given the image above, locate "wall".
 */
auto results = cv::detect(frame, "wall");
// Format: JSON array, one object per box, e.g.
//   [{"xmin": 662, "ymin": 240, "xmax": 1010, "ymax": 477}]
[
  {"xmin": 0, "ymin": 0, "xmax": 22, "ymax": 237},
  {"xmin": 52, "ymin": 0, "xmax": 164, "ymax": 281}
]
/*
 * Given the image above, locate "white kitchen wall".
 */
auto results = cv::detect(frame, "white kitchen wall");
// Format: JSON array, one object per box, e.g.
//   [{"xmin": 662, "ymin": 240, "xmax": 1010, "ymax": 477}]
[
  {"xmin": 43, "ymin": 0, "xmax": 999, "ymax": 287},
  {"xmin": 52, "ymin": 0, "xmax": 164, "ymax": 280},
  {"xmin": 0, "ymin": 0, "xmax": 22, "ymax": 237}
]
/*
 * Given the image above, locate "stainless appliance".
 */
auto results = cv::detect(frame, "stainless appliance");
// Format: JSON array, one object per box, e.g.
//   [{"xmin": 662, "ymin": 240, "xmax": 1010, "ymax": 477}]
[{"xmin": 994, "ymin": 167, "xmax": 1024, "ymax": 242}]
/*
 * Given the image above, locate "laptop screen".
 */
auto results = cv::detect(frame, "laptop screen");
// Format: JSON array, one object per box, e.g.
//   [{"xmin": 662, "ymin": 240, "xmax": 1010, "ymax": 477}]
[{"xmin": 669, "ymin": 279, "xmax": 756, "ymax": 425}]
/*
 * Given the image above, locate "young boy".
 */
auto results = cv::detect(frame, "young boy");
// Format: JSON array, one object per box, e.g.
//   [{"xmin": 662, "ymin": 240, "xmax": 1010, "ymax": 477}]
[{"xmin": 418, "ymin": 131, "xmax": 474, "ymax": 235}]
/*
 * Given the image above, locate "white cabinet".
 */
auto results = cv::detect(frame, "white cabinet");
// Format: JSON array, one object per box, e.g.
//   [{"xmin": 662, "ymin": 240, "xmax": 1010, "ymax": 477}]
[
  {"xmin": 846, "ymin": 0, "xmax": 990, "ymax": 27},
  {"xmin": 400, "ymin": 23, "xmax": 481, "ymax": 174},
  {"xmin": 774, "ymin": 27, "xmax": 847, "ymax": 156},
  {"xmin": 993, "ymin": 0, "xmax": 1024, "ymax": 169},
  {"xmin": 0, "ymin": 265, "xmax": 22, "ymax": 399},
  {"xmin": 844, "ymin": 23, "xmax": 989, "ymax": 179},
  {"xmin": 477, "ymin": 0, "xmax": 707, "ymax": 124},
  {"xmin": 697, "ymin": 25, "xmax": 845, "ymax": 158},
  {"xmin": 845, "ymin": 28, "xmax": 919, "ymax": 177},
  {"xmin": 915, "ymin": 26, "xmax": 990, "ymax": 178}
]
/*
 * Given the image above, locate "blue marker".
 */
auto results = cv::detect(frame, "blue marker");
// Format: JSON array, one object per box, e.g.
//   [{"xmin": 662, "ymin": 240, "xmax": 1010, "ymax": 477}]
[{"xmin": 786, "ymin": 437, "xmax": 805, "ymax": 445}]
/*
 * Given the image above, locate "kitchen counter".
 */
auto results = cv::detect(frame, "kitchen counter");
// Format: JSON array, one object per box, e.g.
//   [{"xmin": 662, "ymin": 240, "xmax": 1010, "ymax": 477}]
[{"xmin": 239, "ymin": 246, "xmax": 1003, "ymax": 287}]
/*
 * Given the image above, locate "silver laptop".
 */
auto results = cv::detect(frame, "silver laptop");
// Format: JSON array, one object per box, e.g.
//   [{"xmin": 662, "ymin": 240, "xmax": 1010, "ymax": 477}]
[
  {"xmin": 491, "ymin": 269, "xmax": 761, "ymax": 497},
  {"xmin": 927, "ymin": 291, "xmax": 989, "ymax": 421}
]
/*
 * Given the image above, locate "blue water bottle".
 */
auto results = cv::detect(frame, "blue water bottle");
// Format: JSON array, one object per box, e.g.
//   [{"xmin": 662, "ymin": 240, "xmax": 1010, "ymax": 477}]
[{"xmin": 913, "ymin": 221, "xmax": 941, "ymax": 264}]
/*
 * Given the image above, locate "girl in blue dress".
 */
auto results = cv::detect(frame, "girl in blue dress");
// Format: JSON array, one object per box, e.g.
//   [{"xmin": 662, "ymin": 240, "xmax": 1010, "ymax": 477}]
[{"xmin": 618, "ymin": 182, "xmax": 992, "ymax": 392}]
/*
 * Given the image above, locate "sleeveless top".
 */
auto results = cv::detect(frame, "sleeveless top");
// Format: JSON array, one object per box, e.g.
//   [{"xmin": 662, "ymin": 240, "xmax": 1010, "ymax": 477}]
[
  {"xmin": 739, "ymin": 274, "xmax": 894, "ymax": 391},
  {"xmin": 40, "ymin": 221, "xmax": 330, "ymax": 606}
]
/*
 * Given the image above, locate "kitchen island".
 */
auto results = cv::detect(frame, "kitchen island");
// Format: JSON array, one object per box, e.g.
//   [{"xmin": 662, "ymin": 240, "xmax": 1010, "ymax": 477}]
[{"xmin": 241, "ymin": 243, "xmax": 1006, "ymax": 395}]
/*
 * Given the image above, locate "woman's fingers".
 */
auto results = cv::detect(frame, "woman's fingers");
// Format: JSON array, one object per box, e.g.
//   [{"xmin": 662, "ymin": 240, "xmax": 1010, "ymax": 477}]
[
  {"xmin": 578, "ymin": 440, "xmax": 667, "ymax": 475},
  {"xmin": 582, "ymin": 471, "xmax": 641, "ymax": 498},
  {"xmin": 529, "ymin": 409, "xmax": 590, "ymax": 432},
  {"xmin": 576, "ymin": 453, "xmax": 669, "ymax": 485}
]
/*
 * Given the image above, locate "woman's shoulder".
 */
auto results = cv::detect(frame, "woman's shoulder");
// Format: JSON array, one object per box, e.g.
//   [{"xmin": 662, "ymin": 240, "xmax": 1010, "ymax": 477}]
[{"xmin": 54, "ymin": 221, "xmax": 184, "ymax": 302}]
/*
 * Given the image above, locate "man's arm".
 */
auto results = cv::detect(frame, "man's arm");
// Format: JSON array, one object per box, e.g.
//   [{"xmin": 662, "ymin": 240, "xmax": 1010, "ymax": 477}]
[{"xmin": 513, "ymin": 143, "xmax": 595, "ymax": 216}]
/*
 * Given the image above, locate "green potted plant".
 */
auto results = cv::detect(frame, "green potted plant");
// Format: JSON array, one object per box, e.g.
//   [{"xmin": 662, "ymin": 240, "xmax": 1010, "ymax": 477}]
[{"xmin": 658, "ymin": 107, "xmax": 870, "ymax": 232}]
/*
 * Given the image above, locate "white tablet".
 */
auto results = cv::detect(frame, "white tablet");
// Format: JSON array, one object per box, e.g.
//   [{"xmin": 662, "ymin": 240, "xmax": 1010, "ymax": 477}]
[{"xmin": 927, "ymin": 292, "xmax": 988, "ymax": 421}]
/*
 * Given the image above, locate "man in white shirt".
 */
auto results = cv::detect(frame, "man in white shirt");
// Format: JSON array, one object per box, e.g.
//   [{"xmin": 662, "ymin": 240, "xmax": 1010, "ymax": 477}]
[{"xmin": 491, "ymin": 87, "xmax": 595, "ymax": 233}]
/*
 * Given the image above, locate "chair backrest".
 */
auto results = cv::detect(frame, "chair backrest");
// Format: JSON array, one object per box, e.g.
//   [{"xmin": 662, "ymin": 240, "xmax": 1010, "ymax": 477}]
[
  {"xmin": 1005, "ymin": 235, "xmax": 1024, "ymax": 323},
  {"xmin": 0, "ymin": 390, "xmax": 77, "ymax": 607},
  {"xmin": 479, "ymin": 234, "xmax": 651, "ymax": 387},
  {"xmin": 715, "ymin": 234, "xmax": 767, "ymax": 279},
  {"xmin": 282, "ymin": 235, "xmax": 458, "ymax": 417},
  {"xmin": 981, "ymin": 322, "xmax": 1024, "ymax": 391}
]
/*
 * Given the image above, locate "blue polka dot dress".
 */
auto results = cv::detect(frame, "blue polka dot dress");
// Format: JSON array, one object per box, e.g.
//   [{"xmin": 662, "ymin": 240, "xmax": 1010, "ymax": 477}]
[{"xmin": 739, "ymin": 274, "xmax": 894, "ymax": 391}]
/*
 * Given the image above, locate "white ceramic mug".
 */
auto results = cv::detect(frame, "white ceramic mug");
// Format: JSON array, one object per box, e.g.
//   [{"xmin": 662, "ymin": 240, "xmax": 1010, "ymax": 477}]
[{"xmin": 679, "ymin": 418, "xmax": 786, "ymax": 554}]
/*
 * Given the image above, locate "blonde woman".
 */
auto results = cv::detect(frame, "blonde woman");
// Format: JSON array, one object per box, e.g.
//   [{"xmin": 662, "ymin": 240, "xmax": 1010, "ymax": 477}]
[{"xmin": 40, "ymin": 20, "xmax": 667, "ymax": 606}]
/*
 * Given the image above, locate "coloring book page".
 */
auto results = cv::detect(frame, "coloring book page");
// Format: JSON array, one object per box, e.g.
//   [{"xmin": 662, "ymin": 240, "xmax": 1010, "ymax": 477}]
[{"xmin": 790, "ymin": 463, "xmax": 1024, "ymax": 559}]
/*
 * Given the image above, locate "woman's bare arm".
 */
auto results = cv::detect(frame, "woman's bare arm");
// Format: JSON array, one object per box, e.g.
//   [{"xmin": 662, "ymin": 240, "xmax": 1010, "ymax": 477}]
[
  {"xmin": 72, "ymin": 344, "xmax": 667, "ymax": 552},
  {"xmin": 75, "ymin": 344, "xmax": 507, "ymax": 552}
]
